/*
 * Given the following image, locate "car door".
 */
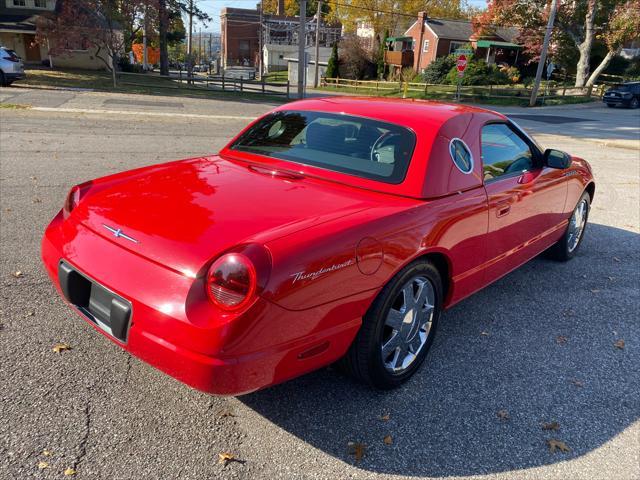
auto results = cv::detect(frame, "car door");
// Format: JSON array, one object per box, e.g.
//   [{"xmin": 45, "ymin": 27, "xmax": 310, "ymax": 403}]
[{"xmin": 481, "ymin": 122, "xmax": 567, "ymax": 284}]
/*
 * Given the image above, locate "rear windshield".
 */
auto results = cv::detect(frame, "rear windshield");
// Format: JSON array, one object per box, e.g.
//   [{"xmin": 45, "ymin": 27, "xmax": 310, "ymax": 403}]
[
  {"xmin": 230, "ymin": 110, "xmax": 416, "ymax": 184},
  {"xmin": 614, "ymin": 83, "xmax": 637, "ymax": 92}
]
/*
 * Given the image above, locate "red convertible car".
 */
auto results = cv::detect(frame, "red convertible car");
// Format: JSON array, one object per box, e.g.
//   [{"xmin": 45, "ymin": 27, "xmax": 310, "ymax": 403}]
[{"xmin": 42, "ymin": 98, "xmax": 595, "ymax": 395}]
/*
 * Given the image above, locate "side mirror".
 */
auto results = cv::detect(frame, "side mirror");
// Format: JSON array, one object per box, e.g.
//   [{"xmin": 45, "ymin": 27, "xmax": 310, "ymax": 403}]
[{"xmin": 543, "ymin": 149, "xmax": 572, "ymax": 169}]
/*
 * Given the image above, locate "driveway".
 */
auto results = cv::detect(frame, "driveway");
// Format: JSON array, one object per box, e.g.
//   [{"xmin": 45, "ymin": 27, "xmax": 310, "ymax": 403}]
[{"xmin": 1, "ymin": 88, "xmax": 638, "ymax": 480}]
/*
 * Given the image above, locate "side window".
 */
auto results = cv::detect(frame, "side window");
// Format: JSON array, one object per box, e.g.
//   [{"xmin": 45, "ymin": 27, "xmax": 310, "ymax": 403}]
[{"xmin": 481, "ymin": 123, "xmax": 534, "ymax": 181}]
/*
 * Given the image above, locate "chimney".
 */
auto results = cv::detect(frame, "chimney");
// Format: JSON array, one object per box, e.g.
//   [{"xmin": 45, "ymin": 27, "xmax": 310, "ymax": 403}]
[
  {"xmin": 277, "ymin": 0, "xmax": 285, "ymax": 15},
  {"xmin": 418, "ymin": 11, "xmax": 427, "ymax": 24}
]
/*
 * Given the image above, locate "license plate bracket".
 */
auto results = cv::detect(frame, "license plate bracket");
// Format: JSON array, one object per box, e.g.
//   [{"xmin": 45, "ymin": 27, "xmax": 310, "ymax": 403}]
[{"xmin": 58, "ymin": 261, "xmax": 132, "ymax": 342}]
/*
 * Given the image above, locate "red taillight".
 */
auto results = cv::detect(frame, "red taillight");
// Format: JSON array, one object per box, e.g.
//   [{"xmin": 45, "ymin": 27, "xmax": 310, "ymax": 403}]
[
  {"xmin": 63, "ymin": 185, "xmax": 81, "ymax": 215},
  {"xmin": 62, "ymin": 181, "xmax": 92, "ymax": 218},
  {"xmin": 206, "ymin": 253, "xmax": 257, "ymax": 311}
]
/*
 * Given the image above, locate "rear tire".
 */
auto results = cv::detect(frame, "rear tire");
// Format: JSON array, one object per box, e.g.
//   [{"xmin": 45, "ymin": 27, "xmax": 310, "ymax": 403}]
[
  {"xmin": 0, "ymin": 72, "xmax": 6, "ymax": 87},
  {"xmin": 343, "ymin": 260, "xmax": 443, "ymax": 389},
  {"xmin": 547, "ymin": 192, "xmax": 590, "ymax": 262},
  {"xmin": 606, "ymin": 103, "xmax": 615, "ymax": 108},
  {"xmin": 630, "ymin": 97, "xmax": 639, "ymax": 109}
]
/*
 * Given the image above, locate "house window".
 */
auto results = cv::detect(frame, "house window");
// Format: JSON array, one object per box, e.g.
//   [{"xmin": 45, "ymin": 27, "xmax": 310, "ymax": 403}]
[
  {"xmin": 13, "ymin": 0, "xmax": 27, "ymax": 6},
  {"xmin": 34, "ymin": 0, "xmax": 47, "ymax": 7},
  {"xmin": 423, "ymin": 40, "xmax": 430, "ymax": 52},
  {"xmin": 449, "ymin": 41, "xmax": 465, "ymax": 54}
]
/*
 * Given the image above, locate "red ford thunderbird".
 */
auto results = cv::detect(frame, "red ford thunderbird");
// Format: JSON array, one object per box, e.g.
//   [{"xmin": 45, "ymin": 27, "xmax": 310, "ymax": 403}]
[{"xmin": 42, "ymin": 98, "xmax": 595, "ymax": 395}]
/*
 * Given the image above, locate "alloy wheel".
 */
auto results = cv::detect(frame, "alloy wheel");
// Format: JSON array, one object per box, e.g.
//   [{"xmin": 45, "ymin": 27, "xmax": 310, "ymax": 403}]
[
  {"xmin": 568, "ymin": 199, "xmax": 588, "ymax": 253},
  {"xmin": 381, "ymin": 275, "xmax": 435, "ymax": 374}
]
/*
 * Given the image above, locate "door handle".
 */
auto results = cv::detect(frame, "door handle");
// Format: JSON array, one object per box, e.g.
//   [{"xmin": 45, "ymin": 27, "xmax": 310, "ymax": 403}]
[{"xmin": 496, "ymin": 203, "xmax": 511, "ymax": 217}]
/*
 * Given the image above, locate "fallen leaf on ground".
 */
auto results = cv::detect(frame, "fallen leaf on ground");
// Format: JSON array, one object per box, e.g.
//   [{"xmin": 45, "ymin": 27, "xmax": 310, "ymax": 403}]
[
  {"xmin": 13, "ymin": 271, "xmax": 23, "ymax": 278},
  {"xmin": 556, "ymin": 335, "xmax": 568, "ymax": 345},
  {"xmin": 42, "ymin": 450, "xmax": 52, "ymax": 456},
  {"xmin": 589, "ymin": 289, "xmax": 600, "ymax": 293},
  {"xmin": 614, "ymin": 339, "xmax": 625, "ymax": 350},
  {"xmin": 218, "ymin": 410, "xmax": 236, "ymax": 418},
  {"xmin": 25, "ymin": 311, "xmax": 35, "ymax": 317},
  {"xmin": 542, "ymin": 421, "xmax": 560, "ymax": 431},
  {"xmin": 380, "ymin": 413, "xmax": 390, "ymax": 421},
  {"xmin": 52, "ymin": 343, "xmax": 71, "ymax": 353},
  {"xmin": 497, "ymin": 410, "xmax": 510, "ymax": 421},
  {"xmin": 613, "ymin": 257, "xmax": 621, "ymax": 262},
  {"xmin": 347, "ymin": 442, "xmax": 366, "ymax": 463},
  {"xmin": 383, "ymin": 435, "xmax": 393, "ymax": 445},
  {"xmin": 480, "ymin": 331, "xmax": 490, "ymax": 336},
  {"xmin": 37, "ymin": 461, "xmax": 49, "ymax": 469},
  {"xmin": 64, "ymin": 467, "xmax": 76, "ymax": 476},
  {"xmin": 562, "ymin": 309, "xmax": 575, "ymax": 317},
  {"xmin": 547, "ymin": 439, "xmax": 570, "ymax": 453},
  {"xmin": 218, "ymin": 452, "xmax": 235, "ymax": 464},
  {"xmin": 570, "ymin": 379, "xmax": 584, "ymax": 387},
  {"xmin": 607, "ymin": 276, "xmax": 615, "ymax": 281},
  {"xmin": 33, "ymin": 198, "xmax": 42, "ymax": 204}
]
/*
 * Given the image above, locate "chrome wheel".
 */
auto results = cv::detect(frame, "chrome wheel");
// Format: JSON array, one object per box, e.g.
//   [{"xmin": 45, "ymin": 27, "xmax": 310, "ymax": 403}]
[
  {"xmin": 381, "ymin": 275, "xmax": 435, "ymax": 374},
  {"xmin": 568, "ymin": 199, "xmax": 588, "ymax": 253}
]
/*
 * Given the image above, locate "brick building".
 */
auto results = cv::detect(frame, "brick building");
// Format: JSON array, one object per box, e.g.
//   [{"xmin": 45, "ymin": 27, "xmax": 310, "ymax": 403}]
[{"xmin": 404, "ymin": 12, "xmax": 520, "ymax": 72}]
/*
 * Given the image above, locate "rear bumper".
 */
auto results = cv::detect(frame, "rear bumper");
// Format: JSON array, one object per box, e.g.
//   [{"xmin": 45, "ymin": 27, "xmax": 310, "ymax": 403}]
[
  {"xmin": 603, "ymin": 97, "xmax": 630, "ymax": 106},
  {"xmin": 4, "ymin": 72, "xmax": 25, "ymax": 81},
  {"xmin": 41, "ymin": 211, "xmax": 364, "ymax": 395}
]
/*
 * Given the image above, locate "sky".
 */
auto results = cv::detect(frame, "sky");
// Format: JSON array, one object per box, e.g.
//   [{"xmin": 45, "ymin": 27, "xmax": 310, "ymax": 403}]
[{"xmin": 191, "ymin": 0, "xmax": 488, "ymax": 33}]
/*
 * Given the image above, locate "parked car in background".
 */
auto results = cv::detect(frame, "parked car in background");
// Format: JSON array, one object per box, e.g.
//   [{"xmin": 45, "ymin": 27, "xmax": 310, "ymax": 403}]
[
  {"xmin": 603, "ymin": 81, "xmax": 640, "ymax": 108},
  {"xmin": 0, "ymin": 46, "xmax": 25, "ymax": 87},
  {"xmin": 42, "ymin": 98, "xmax": 595, "ymax": 395}
]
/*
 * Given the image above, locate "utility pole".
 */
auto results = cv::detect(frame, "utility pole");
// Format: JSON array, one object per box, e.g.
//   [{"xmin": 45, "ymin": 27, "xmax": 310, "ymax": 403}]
[
  {"xmin": 187, "ymin": 0, "xmax": 194, "ymax": 83},
  {"xmin": 298, "ymin": 0, "xmax": 307, "ymax": 98},
  {"xmin": 142, "ymin": 4, "xmax": 148, "ymax": 70},
  {"xmin": 313, "ymin": 0, "xmax": 322, "ymax": 88},
  {"xmin": 529, "ymin": 0, "xmax": 558, "ymax": 107},
  {"xmin": 199, "ymin": 27, "xmax": 203, "ymax": 64},
  {"xmin": 258, "ymin": 1, "xmax": 263, "ymax": 79}
]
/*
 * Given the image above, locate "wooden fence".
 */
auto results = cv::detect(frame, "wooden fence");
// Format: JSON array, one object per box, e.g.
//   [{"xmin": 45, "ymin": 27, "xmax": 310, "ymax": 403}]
[
  {"xmin": 116, "ymin": 71, "xmax": 290, "ymax": 98},
  {"xmin": 320, "ymin": 77, "xmax": 609, "ymax": 102}
]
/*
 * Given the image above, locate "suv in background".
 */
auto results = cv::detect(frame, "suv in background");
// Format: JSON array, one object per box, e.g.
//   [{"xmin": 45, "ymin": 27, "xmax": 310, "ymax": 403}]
[
  {"xmin": 603, "ymin": 81, "xmax": 640, "ymax": 108},
  {"xmin": 0, "ymin": 46, "xmax": 25, "ymax": 87}
]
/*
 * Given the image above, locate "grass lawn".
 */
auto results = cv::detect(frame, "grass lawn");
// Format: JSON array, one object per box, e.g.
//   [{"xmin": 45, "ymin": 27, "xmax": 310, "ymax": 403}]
[
  {"xmin": 317, "ymin": 84, "xmax": 597, "ymax": 107},
  {"xmin": 20, "ymin": 68, "xmax": 289, "ymax": 103},
  {"xmin": 263, "ymin": 70, "xmax": 289, "ymax": 84}
]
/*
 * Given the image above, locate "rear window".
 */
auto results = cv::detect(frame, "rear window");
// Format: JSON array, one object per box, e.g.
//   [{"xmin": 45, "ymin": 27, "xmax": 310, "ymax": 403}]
[{"xmin": 230, "ymin": 110, "xmax": 416, "ymax": 184}]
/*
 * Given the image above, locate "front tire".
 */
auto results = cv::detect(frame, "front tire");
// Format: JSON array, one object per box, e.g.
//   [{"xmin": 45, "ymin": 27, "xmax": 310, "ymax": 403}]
[
  {"xmin": 547, "ymin": 192, "xmax": 590, "ymax": 261},
  {"xmin": 343, "ymin": 260, "xmax": 443, "ymax": 389},
  {"xmin": 630, "ymin": 97, "xmax": 639, "ymax": 109}
]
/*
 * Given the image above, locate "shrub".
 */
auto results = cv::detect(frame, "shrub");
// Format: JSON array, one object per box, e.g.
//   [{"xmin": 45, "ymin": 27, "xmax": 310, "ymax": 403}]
[
  {"xmin": 421, "ymin": 55, "xmax": 456, "ymax": 83},
  {"xmin": 325, "ymin": 42, "xmax": 339, "ymax": 78},
  {"xmin": 338, "ymin": 36, "xmax": 375, "ymax": 79},
  {"xmin": 401, "ymin": 67, "xmax": 421, "ymax": 82},
  {"xmin": 444, "ymin": 59, "xmax": 511, "ymax": 85}
]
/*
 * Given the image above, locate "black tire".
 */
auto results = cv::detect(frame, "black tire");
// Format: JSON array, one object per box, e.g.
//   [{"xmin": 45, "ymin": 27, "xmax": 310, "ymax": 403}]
[
  {"xmin": 343, "ymin": 260, "xmax": 443, "ymax": 389},
  {"xmin": 0, "ymin": 71, "xmax": 6, "ymax": 87},
  {"xmin": 547, "ymin": 191, "xmax": 591, "ymax": 262},
  {"xmin": 606, "ymin": 103, "xmax": 615, "ymax": 108},
  {"xmin": 630, "ymin": 97, "xmax": 639, "ymax": 109}
]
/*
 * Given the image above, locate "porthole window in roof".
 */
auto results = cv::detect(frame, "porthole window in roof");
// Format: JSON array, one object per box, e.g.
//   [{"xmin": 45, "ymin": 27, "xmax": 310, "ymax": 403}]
[{"xmin": 449, "ymin": 138, "xmax": 473, "ymax": 174}]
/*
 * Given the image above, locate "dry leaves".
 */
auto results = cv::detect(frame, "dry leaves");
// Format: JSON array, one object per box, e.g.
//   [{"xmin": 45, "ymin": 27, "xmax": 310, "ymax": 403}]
[
  {"xmin": 613, "ymin": 257, "xmax": 621, "ymax": 262},
  {"xmin": 52, "ymin": 343, "xmax": 71, "ymax": 353},
  {"xmin": 380, "ymin": 413, "xmax": 390, "ymax": 422},
  {"xmin": 556, "ymin": 335, "xmax": 568, "ymax": 345},
  {"xmin": 25, "ymin": 311, "xmax": 35, "ymax": 317},
  {"xmin": 383, "ymin": 435, "xmax": 393, "ymax": 445},
  {"xmin": 42, "ymin": 450, "xmax": 52, "ymax": 456},
  {"xmin": 13, "ymin": 271, "xmax": 23, "ymax": 278},
  {"xmin": 542, "ymin": 421, "xmax": 560, "ymax": 431},
  {"xmin": 546, "ymin": 439, "xmax": 570, "ymax": 453},
  {"xmin": 614, "ymin": 339, "xmax": 625, "ymax": 350},
  {"xmin": 570, "ymin": 379, "xmax": 584, "ymax": 388},
  {"xmin": 497, "ymin": 410, "xmax": 510, "ymax": 421},
  {"xmin": 37, "ymin": 461, "xmax": 49, "ymax": 469},
  {"xmin": 218, "ymin": 410, "xmax": 236, "ymax": 418},
  {"xmin": 64, "ymin": 467, "xmax": 77, "ymax": 476},
  {"xmin": 480, "ymin": 331, "xmax": 490, "ymax": 336},
  {"xmin": 218, "ymin": 452, "xmax": 235, "ymax": 465},
  {"xmin": 347, "ymin": 442, "xmax": 366, "ymax": 463},
  {"xmin": 589, "ymin": 289, "xmax": 601, "ymax": 294}
]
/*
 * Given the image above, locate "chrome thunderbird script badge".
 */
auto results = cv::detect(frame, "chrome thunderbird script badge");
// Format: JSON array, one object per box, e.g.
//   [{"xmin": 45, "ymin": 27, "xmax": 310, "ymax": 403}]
[{"xmin": 103, "ymin": 224, "xmax": 139, "ymax": 244}]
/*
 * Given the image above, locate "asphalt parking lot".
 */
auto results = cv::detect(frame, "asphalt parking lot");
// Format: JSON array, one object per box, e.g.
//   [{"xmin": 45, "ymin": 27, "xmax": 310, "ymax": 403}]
[{"xmin": 1, "ymin": 89, "xmax": 639, "ymax": 480}]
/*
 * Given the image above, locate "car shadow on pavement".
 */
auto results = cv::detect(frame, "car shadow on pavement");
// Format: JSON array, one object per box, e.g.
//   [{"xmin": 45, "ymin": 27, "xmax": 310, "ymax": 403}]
[{"xmin": 239, "ymin": 223, "xmax": 639, "ymax": 477}]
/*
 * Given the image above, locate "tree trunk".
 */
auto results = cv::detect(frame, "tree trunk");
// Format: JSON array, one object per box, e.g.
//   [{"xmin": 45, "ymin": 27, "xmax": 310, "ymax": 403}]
[
  {"xmin": 586, "ymin": 49, "xmax": 617, "ymax": 87},
  {"xmin": 159, "ymin": 0, "xmax": 169, "ymax": 76},
  {"xmin": 575, "ymin": 0, "xmax": 597, "ymax": 87},
  {"xmin": 111, "ymin": 54, "xmax": 117, "ymax": 88}
]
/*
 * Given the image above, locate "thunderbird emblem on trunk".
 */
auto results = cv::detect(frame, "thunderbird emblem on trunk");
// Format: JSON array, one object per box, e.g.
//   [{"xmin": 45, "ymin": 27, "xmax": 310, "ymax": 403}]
[{"xmin": 103, "ymin": 224, "xmax": 139, "ymax": 244}]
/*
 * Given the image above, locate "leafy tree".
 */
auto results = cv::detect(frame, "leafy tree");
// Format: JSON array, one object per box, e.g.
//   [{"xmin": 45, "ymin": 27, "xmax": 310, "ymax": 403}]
[
  {"xmin": 37, "ymin": 0, "xmax": 144, "ymax": 86},
  {"xmin": 376, "ymin": 28, "xmax": 389, "ymax": 79},
  {"xmin": 326, "ymin": 41, "xmax": 339, "ymax": 78},
  {"xmin": 473, "ymin": 0, "xmax": 640, "ymax": 87}
]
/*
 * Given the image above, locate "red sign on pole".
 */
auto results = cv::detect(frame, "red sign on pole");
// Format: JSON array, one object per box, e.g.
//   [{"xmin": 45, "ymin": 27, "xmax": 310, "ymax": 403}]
[{"xmin": 457, "ymin": 54, "xmax": 467, "ymax": 73}]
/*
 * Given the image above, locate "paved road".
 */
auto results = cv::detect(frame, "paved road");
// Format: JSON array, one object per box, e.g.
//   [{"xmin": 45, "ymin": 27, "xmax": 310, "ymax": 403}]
[{"xmin": 1, "ymin": 88, "xmax": 638, "ymax": 480}]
